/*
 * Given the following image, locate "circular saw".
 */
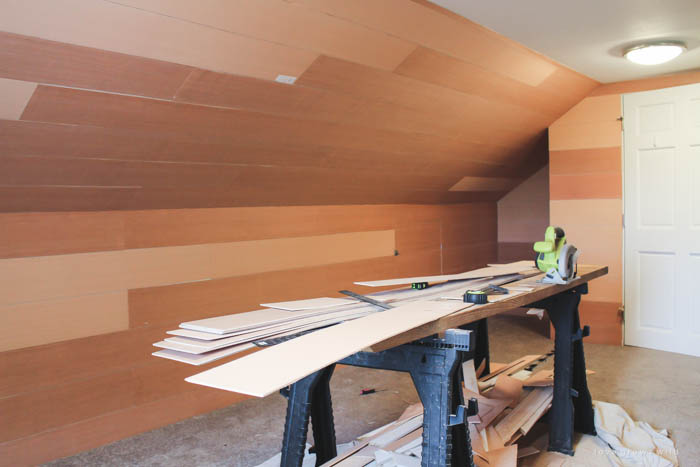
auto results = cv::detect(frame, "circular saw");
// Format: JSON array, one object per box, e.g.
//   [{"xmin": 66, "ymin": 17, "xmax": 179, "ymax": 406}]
[{"xmin": 533, "ymin": 226, "xmax": 580, "ymax": 284}]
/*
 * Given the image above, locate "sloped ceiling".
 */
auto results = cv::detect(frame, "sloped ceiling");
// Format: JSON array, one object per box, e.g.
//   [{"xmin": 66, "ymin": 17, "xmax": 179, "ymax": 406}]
[{"xmin": 0, "ymin": 0, "xmax": 598, "ymax": 212}]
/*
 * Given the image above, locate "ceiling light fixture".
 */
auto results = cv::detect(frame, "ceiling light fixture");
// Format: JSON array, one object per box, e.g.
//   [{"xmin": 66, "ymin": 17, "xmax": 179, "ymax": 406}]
[{"xmin": 624, "ymin": 41, "xmax": 687, "ymax": 65}]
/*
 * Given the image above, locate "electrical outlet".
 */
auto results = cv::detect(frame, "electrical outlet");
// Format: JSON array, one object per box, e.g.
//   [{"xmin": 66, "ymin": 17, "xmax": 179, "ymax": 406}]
[{"xmin": 275, "ymin": 74, "xmax": 297, "ymax": 85}]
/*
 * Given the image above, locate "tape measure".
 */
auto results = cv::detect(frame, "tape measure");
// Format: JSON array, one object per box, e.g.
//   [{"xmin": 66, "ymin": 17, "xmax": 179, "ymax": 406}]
[{"xmin": 464, "ymin": 290, "xmax": 488, "ymax": 304}]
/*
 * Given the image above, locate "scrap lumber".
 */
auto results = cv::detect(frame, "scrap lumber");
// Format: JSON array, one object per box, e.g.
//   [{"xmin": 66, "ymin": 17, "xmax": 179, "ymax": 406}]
[
  {"xmin": 494, "ymin": 388, "xmax": 554, "ymax": 442},
  {"xmin": 486, "ymin": 444, "xmax": 517, "ymax": 466},
  {"xmin": 186, "ymin": 300, "xmax": 469, "ymax": 397}
]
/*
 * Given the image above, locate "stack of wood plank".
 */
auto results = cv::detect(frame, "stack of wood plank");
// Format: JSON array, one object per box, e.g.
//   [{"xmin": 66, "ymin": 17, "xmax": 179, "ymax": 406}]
[
  {"xmin": 150, "ymin": 261, "xmax": 539, "ymax": 391},
  {"xmin": 319, "ymin": 354, "xmax": 579, "ymax": 467}
]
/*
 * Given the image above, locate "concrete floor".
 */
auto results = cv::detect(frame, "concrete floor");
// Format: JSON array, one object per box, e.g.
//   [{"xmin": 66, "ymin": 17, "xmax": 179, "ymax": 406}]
[{"xmin": 47, "ymin": 314, "xmax": 700, "ymax": 466}]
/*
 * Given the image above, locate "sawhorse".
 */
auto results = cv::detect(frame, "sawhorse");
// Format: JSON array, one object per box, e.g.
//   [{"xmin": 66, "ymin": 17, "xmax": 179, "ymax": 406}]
[{"xmin": 278, "ymin": 285, "xmax": 595, "ymax": 466}]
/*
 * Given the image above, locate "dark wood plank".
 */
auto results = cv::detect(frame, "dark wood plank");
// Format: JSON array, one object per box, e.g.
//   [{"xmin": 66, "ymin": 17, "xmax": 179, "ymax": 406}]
[
  {"xmin": 0, "ymin": 31, "xmax": 193, "ymax": 99},
  {"xmin": 0, "ymin": 211, "xmax": 125, "ymax": 259}
]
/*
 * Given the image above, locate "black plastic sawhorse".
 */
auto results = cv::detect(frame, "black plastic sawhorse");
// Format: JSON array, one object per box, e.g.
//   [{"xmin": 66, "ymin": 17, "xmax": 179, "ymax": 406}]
[{"xmin": 278, "ymin": 284, "xmax": 595, "ymax": 466}]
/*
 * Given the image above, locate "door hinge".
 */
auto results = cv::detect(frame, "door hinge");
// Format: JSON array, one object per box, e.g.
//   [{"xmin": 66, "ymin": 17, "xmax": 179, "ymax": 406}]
[
  {"xmin": 618, "ymin": 306, "xmax": 625, "ymax": 323},
  {"xmin": 622, "ymin": 213, "xmax": 625, "ymax": 228}
]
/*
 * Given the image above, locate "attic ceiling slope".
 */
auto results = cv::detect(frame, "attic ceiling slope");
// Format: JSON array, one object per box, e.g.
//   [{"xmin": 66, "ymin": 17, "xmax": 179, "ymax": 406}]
[{"xmin": 0, "ymin": 0, "xmax": 597, "ymax": 212}]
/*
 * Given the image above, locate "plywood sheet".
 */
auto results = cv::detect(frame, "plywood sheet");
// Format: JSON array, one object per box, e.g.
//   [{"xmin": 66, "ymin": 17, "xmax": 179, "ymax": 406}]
[
  {"xmin": 0, "ymin": 77, "xmax": 36, "ymax": 120},
  {"xmin": 0, "ymin": 291, "xmax": 128, "ymax": 351},
  {"xmin": 0, "ymin": 31, "xmax": 193, "ymax": 98},
  {"xmin": 0, "ymin": 0, "xmax": 318, "ymax": 80},
  {"xmin": 185, "ymin": 300, "xmax": 467, "ymax": 396},
  {"xmin": 261, "ymin": 297, "xmax": 357, "ymax": 311}
]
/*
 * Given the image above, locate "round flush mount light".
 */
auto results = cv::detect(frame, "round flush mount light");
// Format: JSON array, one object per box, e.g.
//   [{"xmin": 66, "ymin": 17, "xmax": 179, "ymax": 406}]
[{"xmin": 624, "ymin": 41, "xmax": 686, "ymax": 65}]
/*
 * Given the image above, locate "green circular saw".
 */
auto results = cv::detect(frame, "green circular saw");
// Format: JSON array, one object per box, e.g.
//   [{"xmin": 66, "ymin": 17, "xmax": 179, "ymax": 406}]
[{"xmin": 533, "ymin": 226, "xmax": 580, "ymax": 284}]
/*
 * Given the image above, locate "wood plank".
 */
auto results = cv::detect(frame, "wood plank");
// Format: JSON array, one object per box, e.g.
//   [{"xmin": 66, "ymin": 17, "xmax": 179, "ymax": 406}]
[
  {"xmin": 354, "ymin": 261, "xmax": 536, "ymax": 287},
  {"xmin": 494, "ymin": 387, "xmax": 553, "ymax": 441},
  {"xmin": 152, "ymin": 343, "xmax": 256, "ymax": 366},
  {"xmin": 261, "ymin": 297, "xmax": 357, "ymax": 311},
  {"xmin": 370, "ymin": 265, "xmax": 607, "ymax": 351},
  {"xmin": 186, "ymin": 301, "xmax": 468, "ymax": 397},
  {"xmin": 0, "ymin": 357, "xmax": 208, "ymax": 442},
  {"xmin": 0, "ymin": 230, "xmax": 395, "ymax": 306},
  {"xmin": 449, "ymin": 176, "xmax": 521, "ymax": 192},
  {"xmin": 0, "ymin": 31, "xmax": 193, "ymax": 98},
  {"xmin": 0, "ymin": 78, "xmax": 36, "ymax": 120},
  {"xmin": 293, "ymin": 0, "xmax": 591, "ymax": 89},
  {"xmin": 550, "ymin": 172, "xmax": 622, "ymax": 200},
  {"xmin": 0, "ymin": 0, "xmax": 318, "ymax": 81},
  {"xmin": 0, "ymin": 211, "xmax": 125, "ymax": 259},
  {"xmin": 589, "ymin": 69, "xmax": 700, "ymax": 96},
  {"xmin": 0, "ymin": 291, "xmax": 128, "ymax": 352},
  {"xmin": 550, "ymin": 147, "xmax": 621, "ymax": 175},
  {"xmin": 0, "ymin": 324, "xmax": 171, "ymax": 399},
  {"xmin": 0, "ymin": 385, "xmax": 247, "ymax": 466},
  {"xmin": 115, "ymin": 0, "xmax": 416, "ymax": 71},
  {"xmin": 297, "ymin": 56, "xmax": 547, "ymax": 144},
  {"xmin": 552, "ymin": 95, "xmax": 620, "ymax": 126},
  {"xmin": 549, "ymin": 121, "xmax": 621, "ymax": 151},
  {"xmin": 394, "ymin": 46, "xmax": 576, "ymax": 119},
  {"xmin": 18, "ymin": 86, "xmax": 523, "ymax": 175}
]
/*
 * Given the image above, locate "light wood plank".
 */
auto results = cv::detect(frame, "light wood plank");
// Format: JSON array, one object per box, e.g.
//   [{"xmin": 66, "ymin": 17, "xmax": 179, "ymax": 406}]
[
  {"xmin": 0, "ymin": 0, "xmax": 318, "ymax": 81},
  {"xmin": 114, "ymin": 0, "xmax": 417, "ymax": 71},
  {"xmin": 0, "ymin": 292, "xmax": 127, "ymax": 351},
  {"xmin": 449, "ymin": 176, "xmax": 521, "ymax": 192},
  {"xmin": 0, "ymin": 230, "xmax": 395, "ymax": 306},
  {"xmin": 354, "ymin": 261, "xmax": 536, "ymax": 287},
  {"xmin": 0, "ymin": 78, "xmax": 36, "ymax": 120},
  {"xmin": 551, "ymin": 95, "xmax": 620, "ymax": 126},
  {"xmin": 549, "ymin": 121, "xmax": 621, "ymax": 151},
  {"xmin": 186, "ymin": 300, "xmax": 468, "ymax": 397}
]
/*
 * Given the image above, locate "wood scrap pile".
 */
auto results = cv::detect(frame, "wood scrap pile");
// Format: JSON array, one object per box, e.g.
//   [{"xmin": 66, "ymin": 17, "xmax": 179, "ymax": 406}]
[{"xmin": 320, "ymin": 354, "xmax": 590, "ymax": 467}]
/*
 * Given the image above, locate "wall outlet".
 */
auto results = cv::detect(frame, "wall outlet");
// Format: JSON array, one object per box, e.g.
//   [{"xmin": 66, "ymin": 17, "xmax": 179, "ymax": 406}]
[{"xmin": 275, "ymin": 75, "xmax": 297, "ymax": 84}]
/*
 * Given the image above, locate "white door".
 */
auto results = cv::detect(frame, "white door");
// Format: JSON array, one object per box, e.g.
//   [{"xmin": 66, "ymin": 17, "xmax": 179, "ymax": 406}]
[{"xmin": 623, "ymin": 83, "xmax": 700, "ymax": 356}]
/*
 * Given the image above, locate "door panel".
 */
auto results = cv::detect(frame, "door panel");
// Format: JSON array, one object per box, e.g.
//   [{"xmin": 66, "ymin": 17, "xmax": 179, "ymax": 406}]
[{"xmin": 624, "ymin": 82, "xmax": 700, "ymax": 356}]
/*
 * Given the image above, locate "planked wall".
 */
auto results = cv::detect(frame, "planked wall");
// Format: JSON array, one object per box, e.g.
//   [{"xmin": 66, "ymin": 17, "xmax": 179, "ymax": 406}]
[
  {"xmin": 0, "ymin": 203, "xmax": 498, "ymax": 465},
  {"xmin": 0, "ymin": 0, "xmax": 604, "ymax": 463},
  {"xmin": 0, "ymin": 0, "xmax": 598, "ymax": 211},
  {"xmin": 548, "ymin": 69, "xmax": 700, "ymax": 346}
]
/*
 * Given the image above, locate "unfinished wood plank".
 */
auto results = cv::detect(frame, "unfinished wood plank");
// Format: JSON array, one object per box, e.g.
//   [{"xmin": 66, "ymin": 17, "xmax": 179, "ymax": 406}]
[
  {"xmin": 186, "ymin": 301, "xmax": 467, "ymax": 397},
  {"xmin": 519, "ymin": 389, "xmax": 553, "ymax": 435},
  {"xmin": 163, "ymin": 308, "xmax": 373, "ymax": 352},
  {"xmin": 152, "ymin": 343, "xmax": 256, "ymax": 366},
  {"xmin": 355, "ymin": 261, "xmax": 537, "ymax": 287},
  {"xmin": 180, "ymin": 308, "xmax": 331, "ymax": 335},
  {"xmin": 494, "ymin": 388, "xmax": 553, "ymax": 441},
  {"xmin": 260, "ymin": 297, "xmax": 357, "ymax": 311},
  {"xmin": 486, "ymin": 445, "xmax": 517, "ymax": 466}
]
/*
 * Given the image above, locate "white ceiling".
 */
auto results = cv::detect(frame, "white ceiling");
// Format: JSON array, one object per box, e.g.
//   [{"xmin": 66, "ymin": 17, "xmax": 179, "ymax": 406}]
[{"xmin": 429, "ymin": 0, "xmax": 700, "ymax": 83}]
